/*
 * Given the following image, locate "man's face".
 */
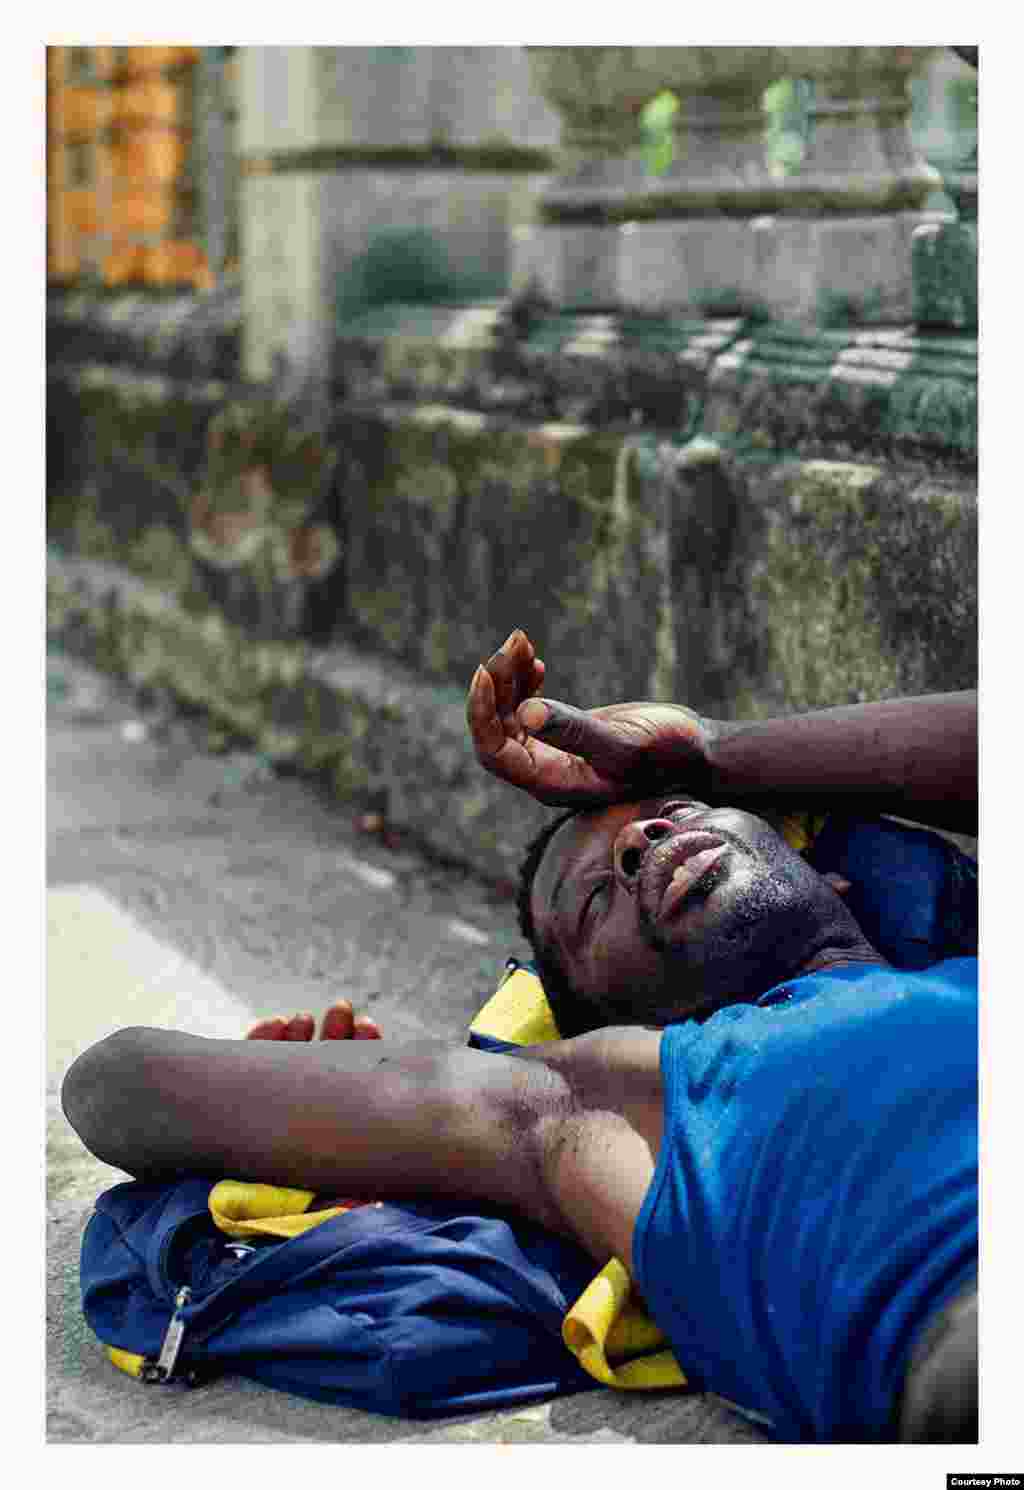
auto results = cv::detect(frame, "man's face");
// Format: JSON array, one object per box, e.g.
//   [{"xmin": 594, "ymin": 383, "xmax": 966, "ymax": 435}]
[{"xmin": 530, "ymin": 794, "xmax": 851, "ymax": 1025}]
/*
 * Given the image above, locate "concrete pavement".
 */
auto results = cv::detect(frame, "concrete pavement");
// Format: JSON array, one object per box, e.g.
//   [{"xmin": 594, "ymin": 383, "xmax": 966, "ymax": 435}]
[{"xmin": 46, "ymin": 645, "xmax": 762, "ymax": 1445}]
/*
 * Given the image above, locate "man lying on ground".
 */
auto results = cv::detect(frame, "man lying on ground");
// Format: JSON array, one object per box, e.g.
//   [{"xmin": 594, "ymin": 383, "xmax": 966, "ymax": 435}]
[
  {"xmin": 62, "ymin": 635, "xmax": 977, "ymax": 1443},
  {"xmin": 468, "ymin": 628, "xmax": 976, "ymax": 1032}
]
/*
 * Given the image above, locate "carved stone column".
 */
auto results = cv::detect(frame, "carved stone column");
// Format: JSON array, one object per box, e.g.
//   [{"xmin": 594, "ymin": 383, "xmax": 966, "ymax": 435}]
[
  {"xmin": 753, "ymin": 46, "xmax": 944, "ymax": 323},
  {"xmin": 911, "ymin": 48, "xmax": 977, "ymax": 331},
  {"xmin": 618, "ymin": 47, "xmax": 785, "ymax": 313},
  {"xmin": 239, "ymin": 47, "xmax": 559, "ymax": 391},
  {"xmin": 519, "ymin": 46, "xmax": 787, "ymax": 315},
  {"xmin": 783, "ymin": 47, "xmax": 941, "ymax": 210},
  {"xmin": 513, "ymin": 46, "xmax": 668, "ymax": 307}
]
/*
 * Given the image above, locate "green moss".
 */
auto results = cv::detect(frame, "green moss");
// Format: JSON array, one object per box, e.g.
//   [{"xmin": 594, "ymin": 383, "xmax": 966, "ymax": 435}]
[
  {"xmin": 128, "ymin": 524, "xmax": 192, "ymax": 589},
  {"xmin": 755, "ymin": 463, "xmax": 976, "ymax": 710},
  {"xmin": 251, "ymin": 141, "xmax": 554, "ymax": 175},
  {"xmin": 330, "ymin": 754, "xmax": 373, "ymax": 798},
  {"xmin": 815, "ymin": 287, "xmax": 885, "ymax": 329},
  {"xmin": 349, "ymin": 564, "xmax": 416, "ymax": 653},
  {"xmin": 424, "ymin": 618, "xmax": 453, "ymax": 675},
  {"xmin": 72, "ymin": 505, "xmax": 120, "ymax": 562},
  {"xmin": 885, "ymin": 376, "xmax": 977, "ymax": 456},
  {"xmin": 339, "ymin": 409, "xmax": 643, "ymax": 702}
]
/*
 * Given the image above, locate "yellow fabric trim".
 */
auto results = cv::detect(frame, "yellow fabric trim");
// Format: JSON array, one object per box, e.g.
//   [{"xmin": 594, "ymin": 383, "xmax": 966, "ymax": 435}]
[
  {"xmin": 107, "ymin": 1345, "xmax": 146, "ymax": 1379},
  {"xmin": 778, "ymin": 810, "xmax": 828, "ymax": 855},
  {"xmin": 472, "ymin": 971, "xmax": 685, "ymax": 1390},
  {"xmin": 469, "ymin": 966, "xmax": 560, "ymax": 1046},
  {"xmin": 563, "ymin": 1258, "xmax": 687, "ymax": 1391},
  {"xmin": 208, "ymin": 1179, "xmax": 350, "ymax": 1239}
]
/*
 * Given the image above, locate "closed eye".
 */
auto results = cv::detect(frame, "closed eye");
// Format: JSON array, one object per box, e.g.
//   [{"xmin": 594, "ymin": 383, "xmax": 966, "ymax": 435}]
[
  {"xmin": 659, "ymin": 798, "xmax": 707, "ymax": 818},
  {"xmin": 579, "ymin": 878, "xmax": 611, "ymax": 936}
]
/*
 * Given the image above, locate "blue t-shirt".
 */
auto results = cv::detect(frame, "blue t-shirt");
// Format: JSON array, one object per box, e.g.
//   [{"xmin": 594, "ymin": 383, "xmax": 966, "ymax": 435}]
[{"xmin": 633, "ymin": 958, "xmax": 978, "ymax": 1442}]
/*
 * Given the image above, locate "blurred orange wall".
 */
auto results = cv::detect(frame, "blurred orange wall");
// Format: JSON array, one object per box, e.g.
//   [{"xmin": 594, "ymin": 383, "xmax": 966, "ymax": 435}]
[{"xmin": 47, "ymin": 45, "xmax": 214, "ymax": 290}]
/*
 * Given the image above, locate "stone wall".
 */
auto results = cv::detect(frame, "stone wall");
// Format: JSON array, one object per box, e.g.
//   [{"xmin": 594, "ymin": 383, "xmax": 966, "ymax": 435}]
[
  {"xmin": 47, "ymin": 46, "xmax": 977, "ymax": 877},
  {"xmin": 48, "ymin": 287, "xmax": 977, "ymax": 724},
  {"xmin": 238, "ymin": 47, "xmax": 558, "ymax": 391}
]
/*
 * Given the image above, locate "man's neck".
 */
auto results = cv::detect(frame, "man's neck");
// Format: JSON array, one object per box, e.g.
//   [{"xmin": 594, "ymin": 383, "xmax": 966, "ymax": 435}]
[{"xmin": 798, "ymin": 944, "xmax": 889, "ymax": 977}]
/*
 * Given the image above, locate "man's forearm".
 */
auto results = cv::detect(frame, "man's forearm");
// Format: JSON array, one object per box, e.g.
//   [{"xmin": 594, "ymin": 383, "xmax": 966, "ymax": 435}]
[{"xmin": 707, "ymin": 691, "xmax": 977, "ymax": 833}]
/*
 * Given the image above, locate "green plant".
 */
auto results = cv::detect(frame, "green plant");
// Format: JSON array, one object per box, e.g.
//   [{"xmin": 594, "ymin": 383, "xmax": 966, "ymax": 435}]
[
  {"xmin": 763, "ymin": 77, "xmax": 813, "ymax": 178},
  {"xmin": 637, "ymin": 78, "xmax": 813, "ymax": 179},
  {"xmin": 639, "ymin": 90, "xmax": 678, "ymax": 175},
  {"xmin": 337, "ymin": 227, "xmax": 502, "ymax": 322},
  {"xmin": 816, "ymin": 287, "xmax": 884, "ymax": 329}
]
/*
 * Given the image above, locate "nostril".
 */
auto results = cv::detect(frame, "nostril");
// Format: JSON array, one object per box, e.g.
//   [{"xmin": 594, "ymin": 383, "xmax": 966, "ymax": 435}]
[
  {"xmin": 621, "ymin": 846, "xmax": 642, "ymax": 878},
  {"xmin": 643, "ymin": 821, "xmax": 669, "ymax": 842}
]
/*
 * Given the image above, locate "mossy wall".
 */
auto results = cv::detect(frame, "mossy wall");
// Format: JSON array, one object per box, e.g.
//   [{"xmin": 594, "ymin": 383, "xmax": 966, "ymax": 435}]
[
  {"xmin": 322, "ymin": 412, "xmax": 976, "ymax": 718},
  {"xmin": 336, "ymin": 409, "xmax": 674, "ymax": 708},
  {"xmin": 748, "ymin": 457, "xmax": 977, "ymax": 713},
  {"xmin": 50, "ymin": 377, "xmax": 977, "ymax": 726},
  {"xmin": 48, "ymin": 290, "xmax": 977, "ymax": 753}
]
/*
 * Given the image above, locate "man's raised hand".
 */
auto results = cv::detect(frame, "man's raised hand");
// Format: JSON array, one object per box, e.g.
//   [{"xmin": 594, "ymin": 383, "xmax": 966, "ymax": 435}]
[{"xmin": 467, "ymin": 628, "xmax": 718, "ymax": 807}]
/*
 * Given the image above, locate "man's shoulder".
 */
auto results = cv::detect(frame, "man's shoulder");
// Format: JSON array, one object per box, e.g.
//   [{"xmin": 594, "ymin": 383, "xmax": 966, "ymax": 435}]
[
  {"xmin": 755, "ymin": 955, "xmax": 978, "ymax": 1014},
  {"xmin": 655, "ymin": 958, "xmax": 978, "ymax": 1114},
  {"xmin": 654, "ymin": 957, "xmax": 978, "ymax": 1063}
]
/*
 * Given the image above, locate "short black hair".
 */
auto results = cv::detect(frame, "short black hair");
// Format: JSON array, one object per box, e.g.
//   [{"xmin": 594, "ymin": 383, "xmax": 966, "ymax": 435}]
[{"xmin": 516, "ymin": 809, "xmax": 603, "ymax": 1037}]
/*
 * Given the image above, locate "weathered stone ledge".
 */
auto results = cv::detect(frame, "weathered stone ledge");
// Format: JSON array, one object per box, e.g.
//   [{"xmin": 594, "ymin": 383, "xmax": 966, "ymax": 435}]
[
  {"xmin": 240, "ymin": 142, "xmax": 556, "ymax": 174},
  {"xmin": 47, "ymin": 552, "xmax": 551, "ymax": 887},
  {"xmin": 47, "ymin": 286, "xmax": 977, "ymax": 464},
  {"xmin": 335, "ymin": 302, "xmax": 977, "ymax": 462},
  {"xmin": 49, "ymin": 368, "xmax": 977, "ymax": 716},
  {"xmin": 47, "ymin": 282, "xmax": 243, "ymax": 384}
]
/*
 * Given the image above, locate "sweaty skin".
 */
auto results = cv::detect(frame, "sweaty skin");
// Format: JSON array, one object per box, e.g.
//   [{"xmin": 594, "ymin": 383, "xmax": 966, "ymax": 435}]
[{"xmin": 529, "ymin": 794, "xmax": 885, "ymax": 1027}]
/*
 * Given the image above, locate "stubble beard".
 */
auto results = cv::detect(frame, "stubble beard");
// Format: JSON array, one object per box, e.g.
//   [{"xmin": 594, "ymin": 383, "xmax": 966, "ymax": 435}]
[{"xmin": 635, "ymin": 835, "xmax": 820, "ymax": 1013}]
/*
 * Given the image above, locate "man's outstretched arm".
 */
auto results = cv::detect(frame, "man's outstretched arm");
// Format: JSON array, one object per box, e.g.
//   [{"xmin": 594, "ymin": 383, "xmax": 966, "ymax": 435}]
[
  {"xmin": 704, "ymin": 689, "xmax": 978, "ymax": 834},
  {"xmin": 61, "ymin": 1024, "xmax": 663, "ymax": 1271},
  {"xmin": 469, "ymin": 630, "xmax": 977, "ymax": 833}
]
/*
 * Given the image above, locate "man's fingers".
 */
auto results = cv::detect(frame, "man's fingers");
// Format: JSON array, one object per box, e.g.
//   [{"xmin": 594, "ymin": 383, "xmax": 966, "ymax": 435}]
[
  {"xmin": 248, "ymin": 1004, "xmax": 379, "ymax": 1043},
  {"xmin": 468, "ymin": 633, "xmax": 547, "ymax": 763},
  {"xmin": 517, "ymin": 698, "xmax": 634, "ymax": 774},
  {"xmin": 246, "ymin": 1015, "xmax": 289, "ymax": 1041},
  {"xmin": 467, "ymin": 665, "xmax": 509, "ymax": 758},
  {"xmin": 483, "ymin": 630, "xmax": 536, "ymax": 721},
  {"xmin": 469, "ymin": 639, "xmax": 635, "ymax": 804},
  {"xmin": 320, "ymin": 1001, "xmax": 355, "ymax": 1041},
  {"xmin": 478, "ymin": 725, "xmax": 631, "ymax": 806}
]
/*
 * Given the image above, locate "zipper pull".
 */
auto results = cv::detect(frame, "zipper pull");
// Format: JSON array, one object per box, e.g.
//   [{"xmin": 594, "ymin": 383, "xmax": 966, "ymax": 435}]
[{"xmin": 141, "ymin": 1286, "xmax": 192, "ymax": 1384}]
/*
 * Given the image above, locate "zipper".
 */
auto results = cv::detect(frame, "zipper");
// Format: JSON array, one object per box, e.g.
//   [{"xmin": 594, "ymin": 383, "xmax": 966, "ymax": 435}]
[{"xmin": 139, "ymin": 1286, "xmax": 203, "ymax": 1386}]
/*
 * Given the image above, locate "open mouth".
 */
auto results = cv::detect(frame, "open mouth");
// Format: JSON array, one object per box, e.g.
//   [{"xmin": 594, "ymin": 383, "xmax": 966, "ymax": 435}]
[{"xmin": 649, "ymin": 832, "xmax": 731, "ymax": 922}]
